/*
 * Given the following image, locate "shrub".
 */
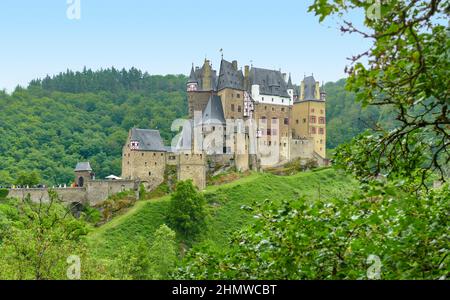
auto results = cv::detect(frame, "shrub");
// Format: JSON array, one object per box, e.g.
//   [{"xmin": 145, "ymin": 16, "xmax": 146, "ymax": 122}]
[
  {"xmin": 0, "ymin": 189, "xmax": 9, "ymax": 200},
  {"xmin": 166, "ymin": 180, "xmax": 206, "ymax": 241}
]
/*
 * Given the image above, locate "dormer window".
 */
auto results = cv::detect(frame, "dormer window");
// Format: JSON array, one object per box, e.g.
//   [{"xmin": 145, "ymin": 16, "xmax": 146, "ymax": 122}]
[{"xmin": 130, "ymin": 141, "xmax": 139, "ymax": 150}]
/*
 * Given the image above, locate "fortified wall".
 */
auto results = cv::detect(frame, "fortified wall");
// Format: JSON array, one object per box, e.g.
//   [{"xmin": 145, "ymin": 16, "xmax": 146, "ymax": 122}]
[{"xmin": 8, "ymin": 163, "xmax": 138, "ymax": 206}]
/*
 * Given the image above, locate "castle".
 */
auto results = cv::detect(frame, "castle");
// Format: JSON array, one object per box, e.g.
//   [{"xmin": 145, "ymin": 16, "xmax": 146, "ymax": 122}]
[
  {"xmin": 121, "ymin": 58, "xmax": 328, "ymax": 191},
  {"xmin": 9, "ymin": 57, "xmax": 328, "ymax": 205}
]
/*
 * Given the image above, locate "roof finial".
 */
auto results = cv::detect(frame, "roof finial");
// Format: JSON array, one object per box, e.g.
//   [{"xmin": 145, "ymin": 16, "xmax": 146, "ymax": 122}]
[{"xmin": 220, "ymin": 48, "xmax": 223, "ymax": 59}]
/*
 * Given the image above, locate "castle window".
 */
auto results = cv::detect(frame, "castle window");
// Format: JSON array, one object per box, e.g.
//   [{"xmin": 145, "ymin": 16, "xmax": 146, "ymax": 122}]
[
  {"xmin": 149, "ymin": 172, "xmax": 152, "ymax": 176},
  {"xmin": 231, "ymin": 104, "xmax": 235, "ymax": 112},
  {"xmin": 262, "ymin": 97, "xmax": 264, "ymax": 101},
  {"xmin": 272, "ymin": 117, "xmax": 277, "ymax": 124},
  {"xmin": 153, "ymin": 153, "xmax": 156, "ymax": 156},
  {"xmin": 271, "ymin": 128, "xmax": 277, "ymax": 136},
  {"xmin": 155, "ymin": 162, "xmax": 157, "ymax": 165},
  {"xmin": 310, "ymin": 127, "xmax": 316, "ymax": 134},
  {"xmin": 311, "ymin": 108, "xmax": 315, "ymax": 113},
  {"xmin": 161, "ymin": 153, "xmax": 163, "ymax": 156},
  {"xmin": 272, "ymin": 98, "xmax": 274, "ymax": 102},
  {"xmin": 281, "ymin": 107, "xmax": 285, "ymax": 112},
  {"xmin": 284, "ymin": 118, "xmax": 289, "ymax": 125},
  {"xmin": 142, "ymin": 153, "xmax": 144, "ymax": 156},
  {"xmin": 319, "ymin": 117, "xmax": 325, "ymax": 124},
  {"xmin": 296, "ymin": 119, "xmax": 299, "ymax": 124},
  {"xmin": 310, "ymin": 116, "xmax": 316, "ymax": 123},
  {"xmin": 237, "ymin": 94, "xmax": 240, "ymax": 98},
  {"xmin": 212, "ymin": 126, "xmax": 215, "ymax": 131},
  {"xmin": 320, "ymin": 109, "xmax": 324, "ymax": 114},
  {"xmin": 303, "ymin": 118, "xmax": 306, "ymax": 123},
  {"xmin": 261, "ymin": 116, "xmax": 267, "ymax": 123},
  {"xmin": 145, "ymin": 162, "xmax": 147, "ymax": 166},
  {"xmin": 319, "ymin": 128, "xmax": 324, "ymax": 135},
  {"xmin": 272, "ymin": 107, "xmax": 275, "ymax": 111},
  {"xmin": 238, "ymin": 106, "xmax": 241, "ymax": 113}
]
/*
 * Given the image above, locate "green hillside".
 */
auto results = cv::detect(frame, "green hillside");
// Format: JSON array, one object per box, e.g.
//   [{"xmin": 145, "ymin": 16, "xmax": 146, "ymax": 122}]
[
  {"xmin": 88, "ymin": 168, "xmax": 357, "ymax": 259},
  {"xmin": 0, "ymin": 69, "xmax": 377, "ymax": 186}
]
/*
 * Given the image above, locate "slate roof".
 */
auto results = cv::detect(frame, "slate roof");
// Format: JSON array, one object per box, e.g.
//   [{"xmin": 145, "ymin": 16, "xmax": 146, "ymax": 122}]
[
  {"xmin": 303, "ymin": 75, "xmax": 318, "ymax": 100},
  {"xmin": 287, "ymin": 74, "xmax": 293, "ymax": 90},
  {"xmin": 75, "ymin": 162, "xmax": 92, "ymax": 172},
  {"xmin": 130, "ymin": 128, "xmax": 166, "ymax": 152},
  {"xmin": 188, "ymin": 65, "xmax": 197, "ymax": 84},
  {"xmin": 202, "ymin": 95, "xmax": 225, "ymax": 125},
  {"xmin": 217, "ymin": 59, "xmax": 244, "ymax": 91},
  {"xmin": 248, "ymin": 67, "xmax": 290, "ymax": 98}
]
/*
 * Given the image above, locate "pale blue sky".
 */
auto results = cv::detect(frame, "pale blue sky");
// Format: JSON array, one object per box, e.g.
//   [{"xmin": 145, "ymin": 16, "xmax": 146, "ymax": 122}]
[{"xmin": 0, "ymin": 0, "xmax": 369, "ymax": 92}]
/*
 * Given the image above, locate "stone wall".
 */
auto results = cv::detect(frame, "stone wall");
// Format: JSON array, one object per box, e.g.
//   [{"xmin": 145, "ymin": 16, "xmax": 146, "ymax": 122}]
[
  {"xmin": 178, "ymin": 152, "xmax": 206, "ymax": 190},
  {"xmin": 8, "ymin": 187, "xmax": 87, "ymax": 204},
  {"xmin": 86, "ymin": 180, "xmax": 137, "ymax": 206},
  {"xmin": 289, "ymin": 138, "xmax": 315, "ymax": 160},
  {"xmin": 217, "ymin": 88, "xmax": 245, "ymax": 120},
  {"xmin": 7, "ymin": 180, "xmax": 138, "ymax": 206},
  {"xmin": 122, "ymin": 142, "xmax": 166, "ymax": 190}
]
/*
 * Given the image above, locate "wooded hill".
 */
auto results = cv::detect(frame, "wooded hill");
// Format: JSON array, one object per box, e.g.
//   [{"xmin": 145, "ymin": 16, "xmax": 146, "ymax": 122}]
[{"xmin": 0, "ymin": 68, "xmax": 380, "ymax": 185}]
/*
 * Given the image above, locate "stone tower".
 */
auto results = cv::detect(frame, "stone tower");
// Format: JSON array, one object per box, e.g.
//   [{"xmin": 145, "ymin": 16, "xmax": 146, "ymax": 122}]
[
  {"xmin": 187, "ymin": 59, "xmax": 217, "ymax": 118},
  {"xmin": 291, "ymin": 75, "xmax": 326, "ymax": 158},
  {"xmin": 74, "ymin": 162, "xmax": 94, "ymax": 187}
]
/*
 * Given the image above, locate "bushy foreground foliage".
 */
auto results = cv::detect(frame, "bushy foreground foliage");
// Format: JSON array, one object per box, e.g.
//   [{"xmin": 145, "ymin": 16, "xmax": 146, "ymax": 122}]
[{"xmin": 175, "ymin": 181, "xmax": 449, "ymax": 280}]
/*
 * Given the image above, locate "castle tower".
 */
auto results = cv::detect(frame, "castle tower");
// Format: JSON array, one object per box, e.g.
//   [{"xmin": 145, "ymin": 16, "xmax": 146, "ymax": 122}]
[
  {"xmin": 187, "ymin": 60, "xmax": 217, "ymax": 118},
  {"xmin": 74, "ymin": 162, "xmax": 94, "ymax": 187},
  {"xmin": 216, "ymin": 59, "xmax": 245, "ymax": 120},
  {"xmin": 291, "ymin": 75, "xmax": 326, "ymax": 158}
]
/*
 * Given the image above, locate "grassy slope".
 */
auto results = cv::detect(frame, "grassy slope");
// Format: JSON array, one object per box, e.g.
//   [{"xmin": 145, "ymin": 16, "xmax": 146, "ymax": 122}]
[{"xmin": 88, "ymin": 168, "xmax": 357, "ymax": 258}]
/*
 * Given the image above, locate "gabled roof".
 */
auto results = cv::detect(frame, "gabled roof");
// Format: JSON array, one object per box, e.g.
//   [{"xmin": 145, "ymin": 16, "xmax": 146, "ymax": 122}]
[
  {"xmin": 75, "ymin": 162, "xmax": 92, "ymax": 172},
  {"xmin": 217, "ymin": 59, "xmax": 244, "ymax": 91},
  {"xmin": 248, "ymin": 67, "xmax": 290, "ymax": 98},
  {"xmin": 202, "ymin": 95, "xmax": 225, "ymax": 125},
  {"xmin": 130, "ymin": 128, "xmax": 166, "ymax": 152}
]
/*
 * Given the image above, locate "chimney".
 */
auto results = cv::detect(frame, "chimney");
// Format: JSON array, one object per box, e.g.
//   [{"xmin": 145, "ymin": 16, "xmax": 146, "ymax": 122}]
[
  {"xmin": 244, "ymin": 65, "xmax": 250, "ymax": 90},
  {"xmin": 232, "ymin": 60, "xmax": 238, "ymax": 70}
]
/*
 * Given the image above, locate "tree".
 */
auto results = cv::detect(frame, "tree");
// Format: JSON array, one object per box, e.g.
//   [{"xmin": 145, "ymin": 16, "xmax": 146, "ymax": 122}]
[
  {"xmin": 309, "ymin": 0, "xmax": 449, "ymax": 187},
  {"xmin": 149, "ymin": 224, "xmax": 177, "ymax": 279},
  {"xmin": 111, "ymin": 238, "xmax": 154, "ymax": 280},
  {"xmin": 0, "ymin": 191, "xmax": 105, "ymax": 280},
  {"xmin": 166, "ymin": 180, "xmax": 207, "ymax": 240},
  {"xmin": 15, "ymin": 171, "xmax": 41, "ymax": 187}
]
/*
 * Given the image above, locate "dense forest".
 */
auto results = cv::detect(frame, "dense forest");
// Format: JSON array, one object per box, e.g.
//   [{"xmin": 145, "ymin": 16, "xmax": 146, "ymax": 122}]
[{"xmin": 0, "ymin": 68, "xmax": 377, "ymax": 186}]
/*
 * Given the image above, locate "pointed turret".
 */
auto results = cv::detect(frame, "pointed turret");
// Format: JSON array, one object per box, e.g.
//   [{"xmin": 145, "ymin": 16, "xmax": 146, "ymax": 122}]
[
  {"xmin": 188, "ymin": 64, "xmax": 197, "ymax": 83},
  {"xmin": 187, "ymin": 63, "xmax": 198, "ymax": 92},
  {"xmin": 287, "ymin": 73, "xmax": 293, "ymax": 89}
]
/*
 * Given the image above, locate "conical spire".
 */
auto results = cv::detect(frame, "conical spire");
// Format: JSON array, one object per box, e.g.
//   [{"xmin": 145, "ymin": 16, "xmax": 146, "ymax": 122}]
[
  {"xmin": 287, "ymin": 73, "xmax": 293, "ymax": 89},
  {"xmin": 188, "ymin": 63, "xmax": 197, "ymax": 83}
]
